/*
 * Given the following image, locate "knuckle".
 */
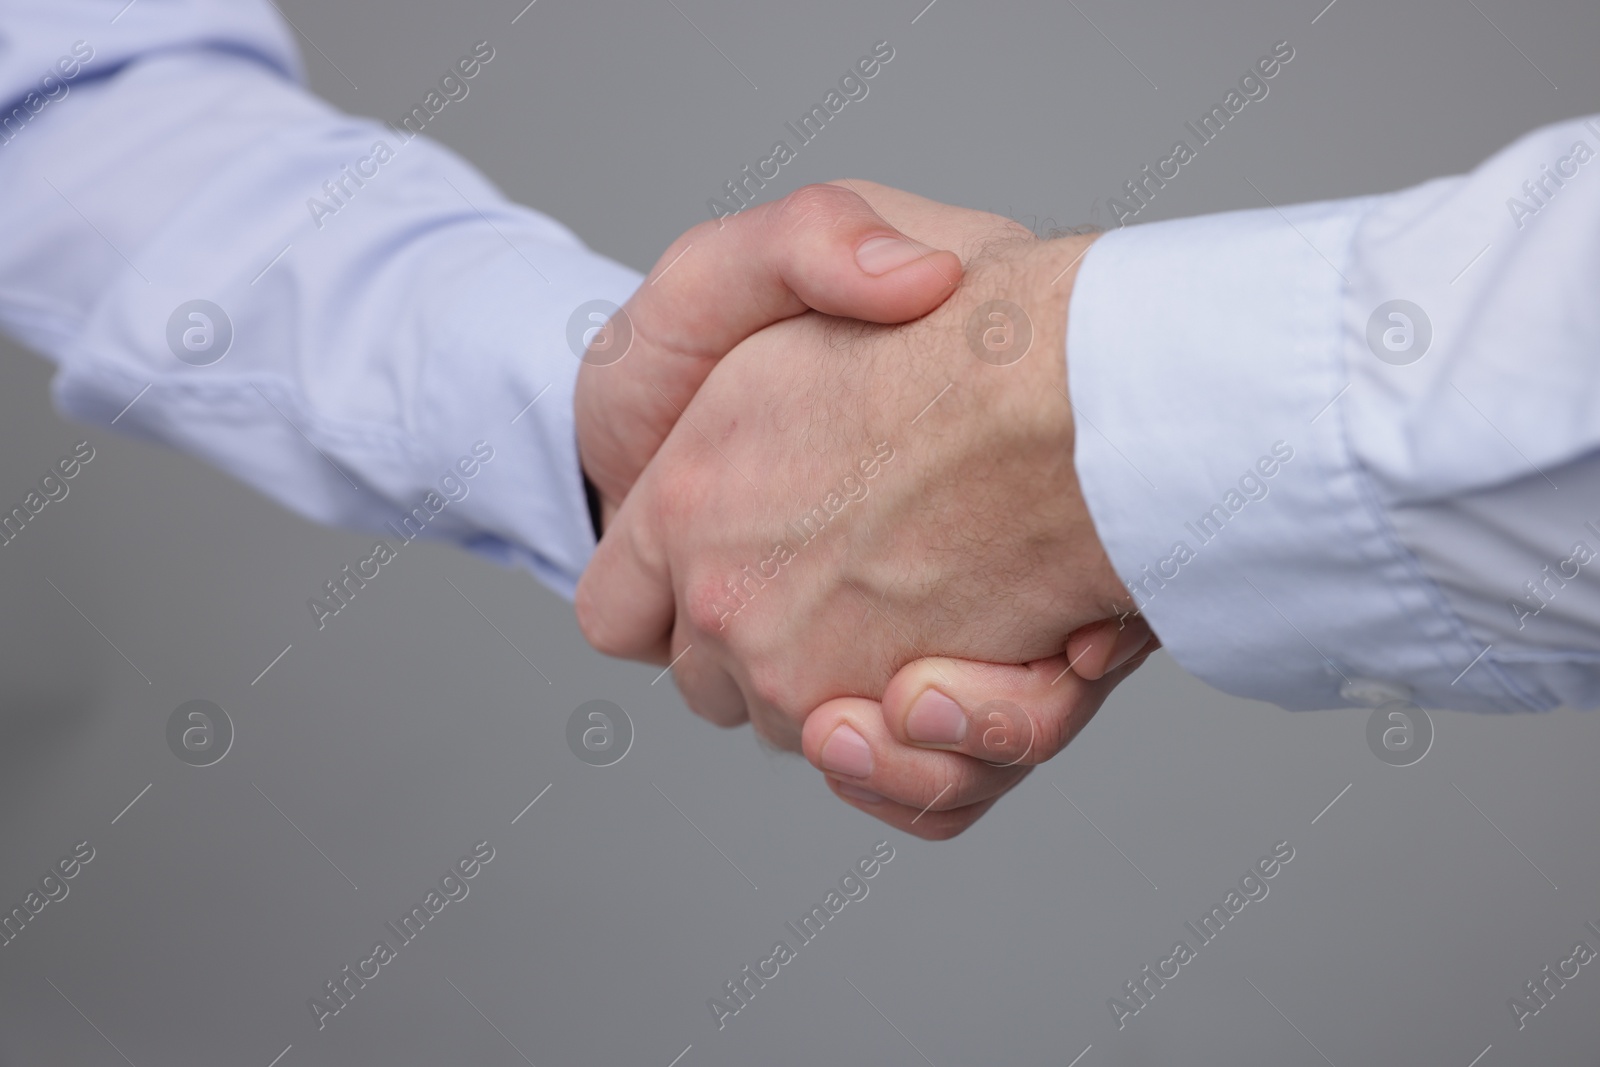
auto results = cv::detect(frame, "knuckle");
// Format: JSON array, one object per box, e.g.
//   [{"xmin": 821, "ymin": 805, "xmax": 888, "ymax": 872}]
[
  {"xmin": 690, "ymin": 700, "xmax": 747, "ymax": 730},
  {"xmin": 573, "ymin": 577, "xmax": 626, "ymax": 657},
  {"xmin": 777, "ymin": 183, "xmax": 859, "ymax": 234},
  {"xmin": 744, "ymin": 667, "xmax": 784, "ymax": 712},
  {"xmin": 938, "ymin": 763, "xmax": 985, "ymax": 809},
  {"xmin": 827, "ymin": 177, "xmax": 886, "ymax": 198},
  {"xmin": 682, "ymin": 573, "xmax": 736, "ymax": 636},
  {"xmin": 748, "ymin": 705, "xmax": 801, "ymax": 752},
  {"xmin": 673, "ymin": 667, "xmax": 748, "ymax": 730},
  {"xmin": 682, "ymin": 218, "xmax": 730, "ymax": 250},
  {"xmin": 908, "ymin": 760, "xmax": 989, "ymax": 817},
  {"xmin": 745, "ymin": 664, "xmax": 802, "ymax": 726}
]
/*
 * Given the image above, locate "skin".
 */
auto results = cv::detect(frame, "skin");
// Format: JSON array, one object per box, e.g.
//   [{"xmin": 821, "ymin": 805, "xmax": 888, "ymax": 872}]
[
  {"xmin": 576, "ymin": 181, "xmax": 1157, "ymax": 839},
  {"xmin": 803, "ymin": 615, "xmax": 1157, "ymax": 839},
  {"xmin": 575, "ymin": 183, "xmax": 963, "ymax": 537}
]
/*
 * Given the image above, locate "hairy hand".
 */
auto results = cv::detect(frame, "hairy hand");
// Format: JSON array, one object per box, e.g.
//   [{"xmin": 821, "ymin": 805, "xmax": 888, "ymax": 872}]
[
  {"xmin": 577, "ymin": 182, "xmax": 1138, "ymax": 781},
  {"xmin": 575, "ymin": 183, "xmax": 962, "ymax": 536}
]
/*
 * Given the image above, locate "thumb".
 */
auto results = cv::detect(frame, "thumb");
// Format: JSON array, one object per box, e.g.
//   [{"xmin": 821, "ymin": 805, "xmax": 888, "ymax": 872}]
[
  {"xmin": 574, "ymin": 183, "xmax": 962, "ymax": 511},
  {"xmin": 875, "ymin": 619, "xmax": 1159, "ymax": 766}
]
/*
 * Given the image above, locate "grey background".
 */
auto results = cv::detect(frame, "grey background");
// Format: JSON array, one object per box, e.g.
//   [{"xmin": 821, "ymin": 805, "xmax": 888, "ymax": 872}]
[{"xmin": 2, "ymin": 0, "xmax": 1597, "ymax": 1064}]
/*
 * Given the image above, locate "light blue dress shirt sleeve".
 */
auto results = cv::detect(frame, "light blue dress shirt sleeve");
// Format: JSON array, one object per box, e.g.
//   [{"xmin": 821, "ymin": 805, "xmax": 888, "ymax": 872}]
[
  {"xmin": 0, "ymin": 0, "xmax": 641, "ymax": 600},
  {"xmin": 1069, "ymin": 114, "xmax": 1600, "ymax": 713}
]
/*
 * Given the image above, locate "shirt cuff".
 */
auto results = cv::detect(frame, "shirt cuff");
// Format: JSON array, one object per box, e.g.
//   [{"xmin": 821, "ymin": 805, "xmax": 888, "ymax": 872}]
[
  {"xmin": 417, "ymin": 236, "xmax": 641, "ymax": 600},
  {"xmin": 1065, "ymin": 202, "xmax": 1536, "ymax": 712}
]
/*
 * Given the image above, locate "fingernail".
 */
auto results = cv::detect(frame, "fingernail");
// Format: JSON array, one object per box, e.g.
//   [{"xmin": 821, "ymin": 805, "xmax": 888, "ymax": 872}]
[
  {"xmin": 833, "ymin": 781, "xmax": 884, "ymax": 804},
  {"xmin": 820, "ymin": 723, "xmax": 874, "ymax": 778},
  {"xmin": 856, "ymin": 236, "xmax": 938, "ymax": 276},
  {"xmin": 905, "ymin": 689, "xmax": 967, "ymax": 744}
]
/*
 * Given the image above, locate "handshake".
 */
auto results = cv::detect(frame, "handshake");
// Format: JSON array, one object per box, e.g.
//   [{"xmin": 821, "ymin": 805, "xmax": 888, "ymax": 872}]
[{"xmin": 572, "ymin": 181, "xmax": 1159, "ymax": 839}]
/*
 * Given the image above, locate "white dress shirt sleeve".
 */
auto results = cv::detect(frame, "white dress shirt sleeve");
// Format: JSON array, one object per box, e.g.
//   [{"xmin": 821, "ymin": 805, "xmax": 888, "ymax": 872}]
[
  {"xmin": 1068, "ymin": 114, "xmax": 1600, "ymax": 713},
  {"xmin": 0, "ymin": 0, "xmax": 641, "ymax": 600}
]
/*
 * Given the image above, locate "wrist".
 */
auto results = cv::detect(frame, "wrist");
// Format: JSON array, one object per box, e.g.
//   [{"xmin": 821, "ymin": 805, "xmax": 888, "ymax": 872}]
[{"xmin": 1009, "ymin": 233, "xmax": 1134, "ymax": 621}]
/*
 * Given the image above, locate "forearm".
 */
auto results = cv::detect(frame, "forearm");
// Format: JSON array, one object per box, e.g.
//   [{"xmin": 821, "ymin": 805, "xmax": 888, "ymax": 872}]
[
  {"xmin": 0, "ymin": 11, "xmax": 641, "ymax": 597},
  {"xmin": 1067, "ymin": 113, "xmax": 1600, "ymax": 712}
]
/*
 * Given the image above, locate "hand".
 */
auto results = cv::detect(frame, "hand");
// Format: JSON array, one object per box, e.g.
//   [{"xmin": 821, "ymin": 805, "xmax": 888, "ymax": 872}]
[
  {"xmin": 578, "ymin": 181, "xmax": 1153, "ymax": 840},
  {"xmin": 801, "ymin": 612, "xmax": 1160, "ymax": 838},
  {"xmin": 576, "ymin": 182, "xmax": 1136, "ymax": 750},
  {"xmin": 575, "ymin": 184, "xmax": 963, "ymax": 537}
]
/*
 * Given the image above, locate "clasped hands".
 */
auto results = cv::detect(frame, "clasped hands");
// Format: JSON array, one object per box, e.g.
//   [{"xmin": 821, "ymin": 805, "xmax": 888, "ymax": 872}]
[{"xmin": 574, "ymin": 182, "xmax": 1157, "ymax": 838}]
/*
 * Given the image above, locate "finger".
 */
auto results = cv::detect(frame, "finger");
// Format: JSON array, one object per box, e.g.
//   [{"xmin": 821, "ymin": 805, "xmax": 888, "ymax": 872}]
[
  {"xmin": 801, "ymin": 698, "xmax": 1029, "ymax": 813},
  {"xmin": 668, "ymin": 638, "xmax": 749, "ymax": 729},
  {"xmin": 1065, "ymin": 614, "xmax": 1160, "ymax": 681},
  {"xmin": 825, "ymin": 777, "xmax": 1008, "ymax": 842},
  {"xmin": 879, "ymin": 645, "xmax": 1149, "ymax": 767},
  {"xmin": 573, "ymin": 485, "xmax": 674, "ymax": 662},
  {"xmin": 740, "ymin": 688, "xmax": 805, "ymax": 754},
  {"xmin": 575, "ymin": 183, "xmax": 962, "ymax": 506},
  {"xmin": 632, "ymin": 182, "xmax": 962, "ymax": 370}
]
